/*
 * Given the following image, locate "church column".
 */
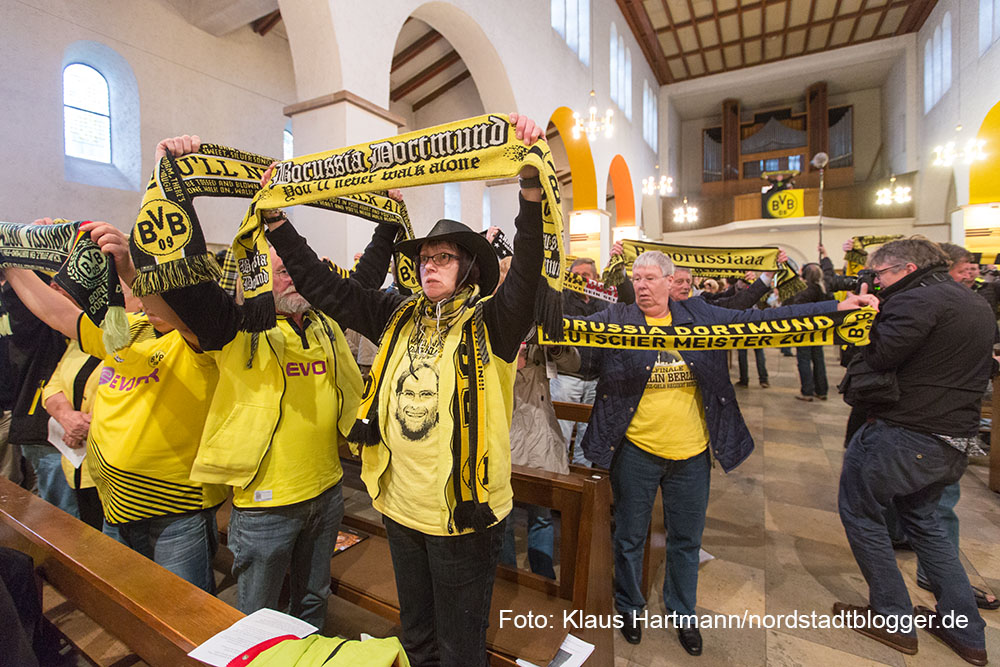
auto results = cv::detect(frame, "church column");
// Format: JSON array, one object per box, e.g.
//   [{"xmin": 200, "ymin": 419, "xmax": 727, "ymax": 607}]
[{"xmin": 283, "ymin": 92, "xmax": 406, "ymax": 265}]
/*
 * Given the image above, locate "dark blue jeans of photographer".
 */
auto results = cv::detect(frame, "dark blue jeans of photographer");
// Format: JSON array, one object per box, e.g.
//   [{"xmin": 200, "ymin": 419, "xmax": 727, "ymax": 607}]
[{"xmin": 838, "ymin": 420, "xmax": 985, "ymax": 648}]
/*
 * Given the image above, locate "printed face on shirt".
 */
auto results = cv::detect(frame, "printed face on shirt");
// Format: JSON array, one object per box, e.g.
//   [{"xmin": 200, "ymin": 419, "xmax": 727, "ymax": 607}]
[{"xmin": 395, "ymin": 364, "xmax": 439, "ymax": 441}]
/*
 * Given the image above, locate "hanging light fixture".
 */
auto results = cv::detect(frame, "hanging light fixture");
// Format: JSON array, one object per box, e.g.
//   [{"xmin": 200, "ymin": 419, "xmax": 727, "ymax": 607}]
[
  {"xmin": 673, "ymin": 197, "xmax": 698, "ymax": 223},
  {"xmin": 642, "ymin": 165, "xmax": 673, "ymax": 196},
  {"xmin": 933, "ymin": 139, "xmax": 987, "ymax": 167},
  {"xmin": 875, "ymin": 175, "xmax": 912, "ymax": 206},
  {"xmin": 572, "ymin": 90, "xmax": 614, "ymax": 142}
]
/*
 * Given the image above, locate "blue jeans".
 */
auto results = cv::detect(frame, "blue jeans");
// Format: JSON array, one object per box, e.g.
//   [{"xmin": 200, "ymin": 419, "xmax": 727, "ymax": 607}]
[
  {"xmin": 229, "ymin": 482, "xmax": 344, "ymax": 629},
  {"xmin": 500, "ymin": 504, "xmax": 555, "ymax": 579},
  {"xmin": 611, "ymin": 441, "xmax": 710, "ymax": 617},
  {"xmin": 550, "ymin": 375, "xmax": 596, "ymax": 467},
  {"xmin": 838, "ymin": 420, "xmax": 985, "ymax": 647},
  {"xmin": 117, "ymin": 507, "xmax": 219, "ymax": 593},
  {"xmin": 384, "ymin": 515, "xmax": 505, "ymax": 667},
  {"xmin": 20, "ymin": 444, "xmax": 78, "ymax": 519},
  {"xmin": 737, "ymin": 349, "xmax": 768, "ymax": 383},
  {"xmin": 885, "ymin": 482, "xmax": 962, "ymax": 584},
  {"xmin": 796, "ymin": 345, "xmax": 828, "ymax": 397}
]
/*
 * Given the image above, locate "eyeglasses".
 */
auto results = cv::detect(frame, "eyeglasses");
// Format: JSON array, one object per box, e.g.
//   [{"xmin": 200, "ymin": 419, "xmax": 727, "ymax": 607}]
[
  {"xmin": 418, "ymin": 252, "xmax": 459, "ymax": 267},
  {"xmin": 872, "ymin": 264, "xmax": 904, "ymax": 279}
]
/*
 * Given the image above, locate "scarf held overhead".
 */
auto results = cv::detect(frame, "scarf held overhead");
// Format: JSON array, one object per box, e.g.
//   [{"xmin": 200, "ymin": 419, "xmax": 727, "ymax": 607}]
[
  {"xmin": 128, "ymin": 144, "xmax": 417, "ymax": 299},
  {"xmin": 844, "ymin": 234, "xmax": 904, "ymax": 275},
  {"xmin": 538, "ymin": 308, "xmax": 875, "ymax": 350},
  {"xmin": 0, "ymin": 221, "xmax": 126, "ymax": 350},
  {"xmin": 603, "ymin": 239, "xmax": 804, "ymax": 301},
  {"xmin": 233, "ymin": 113, "xmax": 565, "ymax": 336}
]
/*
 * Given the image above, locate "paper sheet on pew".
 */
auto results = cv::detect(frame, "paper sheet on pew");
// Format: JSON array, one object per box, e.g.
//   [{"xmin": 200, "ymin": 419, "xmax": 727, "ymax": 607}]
[
  {"xmin": 516, "ymin": 633, "xmax": 595, "ymax": 667},
  {"xmin": 188, "ymin": 608, "xmax": 317, "ymax": 666}
]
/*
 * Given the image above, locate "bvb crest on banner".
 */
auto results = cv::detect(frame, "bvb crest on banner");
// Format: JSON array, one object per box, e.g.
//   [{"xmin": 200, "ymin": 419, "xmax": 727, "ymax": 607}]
[{"xmin": 762, "ymin": 188, "xmax": 804, "ymax": 218}]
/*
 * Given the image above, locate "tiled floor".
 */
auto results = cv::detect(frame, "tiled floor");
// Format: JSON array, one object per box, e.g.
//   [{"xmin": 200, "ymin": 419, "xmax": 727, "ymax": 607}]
[
  {"xmin": 612, "ymin": 348, "xmax": 1000, "ymax": 667},
  {"xmin": 214, "ymin": 348, "xmax": 1000, "ymax": 666}
]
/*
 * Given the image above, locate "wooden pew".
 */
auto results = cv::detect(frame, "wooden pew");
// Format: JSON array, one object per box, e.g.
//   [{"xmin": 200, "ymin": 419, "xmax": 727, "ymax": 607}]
[
  {"xmin": 990, "ymin": 377, "xmax": 1000, "ymax": 492},
  {"xmin": 0, "ymin": 477, "xmax": 243, "ymax": 667},
  {"xmin": 331, "ymin": 459, "xmax": 615, "ymax": 666},
  {"xmin": 556, "ymin": 401, "xmax": 666, "ymax": 600}
]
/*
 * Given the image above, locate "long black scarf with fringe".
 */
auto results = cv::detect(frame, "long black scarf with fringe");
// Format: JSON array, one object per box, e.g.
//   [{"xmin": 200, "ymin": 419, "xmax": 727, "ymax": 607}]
[
  {"xmin": 0, "ymin": 221, "xmax": 126, "ymax": 350},
  {"xmin": 351, "ymin": 288, "xmax": 497, "ymax": 533}
]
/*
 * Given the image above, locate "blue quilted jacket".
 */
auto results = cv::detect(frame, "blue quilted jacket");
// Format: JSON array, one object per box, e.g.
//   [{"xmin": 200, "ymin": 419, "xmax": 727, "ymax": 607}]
[{"xmin": 577, "ymin": 297, "xmax": 836, "ymax": 471}]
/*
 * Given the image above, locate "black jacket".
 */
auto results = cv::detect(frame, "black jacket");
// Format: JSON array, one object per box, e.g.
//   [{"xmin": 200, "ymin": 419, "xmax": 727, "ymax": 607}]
[
  {"xmin": 1, "ymin": 282, "xmax": 66, "ymax": 444},
  {"xmin": 863, "ymin": 266, "xmax": 997, "ymax": 436},
  {"xmin": 268, "ymin": 195, "xmax": 544, "ymax": 364}
]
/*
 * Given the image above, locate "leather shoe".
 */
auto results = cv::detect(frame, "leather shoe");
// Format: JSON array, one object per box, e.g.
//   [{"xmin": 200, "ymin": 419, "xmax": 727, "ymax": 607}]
[
  {"xmin": 913, "ymin": 605, "xmax": 988, "ymax": 665},
  {"xmin": 677, "ymin": 627, "xmax": 702, "ymax": 656},
  {"xmin": 618, "ymin": 613, "xmax": 641, "ymax": 645},
  {"xmin": 832, "ymin": 602, "xmax": 917, "ymax": 655}
]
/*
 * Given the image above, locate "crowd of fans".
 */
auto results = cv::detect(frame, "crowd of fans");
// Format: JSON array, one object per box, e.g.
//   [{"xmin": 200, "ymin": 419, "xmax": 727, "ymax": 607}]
[{"xmin": 2, "ymin": 122, "xmax": 998, "ymax": 667}]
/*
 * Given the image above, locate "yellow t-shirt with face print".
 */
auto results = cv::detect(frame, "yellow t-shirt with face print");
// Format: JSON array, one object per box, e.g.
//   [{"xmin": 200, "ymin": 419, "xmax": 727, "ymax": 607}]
[{"xmin": 624, "ymin": 314, "xmax": 709, "ymax": 460}]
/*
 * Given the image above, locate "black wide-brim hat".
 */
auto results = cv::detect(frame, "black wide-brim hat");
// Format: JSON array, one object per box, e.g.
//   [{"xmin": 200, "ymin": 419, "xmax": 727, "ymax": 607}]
[{"xmin": 395, "ymin": 219, "xmax": 500, "ymax": 294}]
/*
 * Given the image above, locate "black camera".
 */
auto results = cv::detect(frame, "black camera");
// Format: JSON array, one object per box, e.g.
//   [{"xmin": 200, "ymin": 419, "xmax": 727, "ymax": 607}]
[{"xmin": 838, "ymin": 269, "xmax": 878, "ymax": 295}]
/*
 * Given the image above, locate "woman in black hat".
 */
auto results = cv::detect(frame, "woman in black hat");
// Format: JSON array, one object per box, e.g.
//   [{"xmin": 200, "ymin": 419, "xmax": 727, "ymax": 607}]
[{"xmin": 264, "ymin": 114, "xmax": 545, "ymax": 667}]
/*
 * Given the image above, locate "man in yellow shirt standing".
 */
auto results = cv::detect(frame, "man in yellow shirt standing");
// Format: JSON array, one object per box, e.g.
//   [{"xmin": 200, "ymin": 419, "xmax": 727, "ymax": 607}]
[
  {"xmin": 5, "ymin": 222, "xmax": 226, "ymax": 592},
  {"xmin": 575, "ymin": 251, "xmax": 878, "ymax": 655},
  {"xmin": 151, "ymin": 135, "xmax": 372, "ymax": 628}
]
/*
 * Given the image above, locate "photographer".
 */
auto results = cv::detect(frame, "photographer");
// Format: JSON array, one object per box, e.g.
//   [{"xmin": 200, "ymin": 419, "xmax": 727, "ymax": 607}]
[{"xmin": 834, "ymin": 238, "xmax": 994, "ymax": 664}]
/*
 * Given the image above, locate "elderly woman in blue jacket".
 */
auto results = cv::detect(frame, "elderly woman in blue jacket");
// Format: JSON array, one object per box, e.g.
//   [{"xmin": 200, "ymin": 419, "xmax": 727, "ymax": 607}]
[{"xmin": 576, "ymin": 250, "xmax": 876, "ymax": 656}]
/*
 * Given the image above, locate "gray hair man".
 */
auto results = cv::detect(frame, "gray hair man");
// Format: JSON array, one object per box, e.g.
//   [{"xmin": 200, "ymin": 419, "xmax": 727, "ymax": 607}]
[
  {"xmin": 575, "ymin": 249, "xmax": 876, "ymax": 654},
  {"xmin": 835, "ymin": 237, "xmax": 995, "ymax": 665}
]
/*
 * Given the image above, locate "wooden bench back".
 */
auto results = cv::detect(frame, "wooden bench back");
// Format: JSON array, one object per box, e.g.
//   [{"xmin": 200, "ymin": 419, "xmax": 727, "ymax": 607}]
[{"xmin": 0, "ymin": 477, "xmax": 243, "ymax": 667}]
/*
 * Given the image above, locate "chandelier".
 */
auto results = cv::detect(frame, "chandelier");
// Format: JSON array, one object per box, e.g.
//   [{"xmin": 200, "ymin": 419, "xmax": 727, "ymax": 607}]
[
  {"xmin": 673, "ymin": 197, "xmax": 698, "ymax": 223},
  {"xmin": 642, "ymin": 167, "xmax": 673, "ymax": 197},
  {"xmin": 933, "ymin": 139, "xmax": 987, "ymax": 167},
  {"xmin": 875, "ymin": 175, "xmax": 911, "ymax": 206},
  {"xmin": 572, "ymin": 90, "xmax": 613, "ymax": 142}
]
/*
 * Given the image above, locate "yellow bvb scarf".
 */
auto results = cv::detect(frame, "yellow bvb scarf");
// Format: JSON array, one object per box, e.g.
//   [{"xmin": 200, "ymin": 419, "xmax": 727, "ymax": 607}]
[
  {"xmin": 233, "ymin": 113, "xmax": 565, "ymax": 337},
  {"xmin": 538, "ymin": 308, "xmax": 876, "ymax": 350},
  {"xmin": 603, "ymin": 239, "xmax": 806, "ymax": 302},
  {"xmin": 355, "ymin": 287, "xmax": 497, "ymax": 533},
  {"xmin": 128, "ymin": 144, "xmax": 416, "ymax": 299},
  {"xmin": 844, "ymin": 234, "xmax": 904, "ymax": 276}
]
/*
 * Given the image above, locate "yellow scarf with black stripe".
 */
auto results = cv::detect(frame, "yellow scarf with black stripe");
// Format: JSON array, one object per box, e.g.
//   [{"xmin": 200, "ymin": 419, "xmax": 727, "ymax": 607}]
[
  {"xmin": 844, "ymin": 235, "xmax": 903, "ymax": 276},
  {"xmin": 233, "ymin": 113, "xmax": 565, "ymax": 337},
  {"xmin": 603, "ymin": 239, "xmax": 805, "ymax": 301},
  {"xmin": 128, "ymin": 144, "xmax": 416, "ymax": 299},
  {"xmin": 353, "ymin": 287, "xmax": 497, "ymax": 533}
]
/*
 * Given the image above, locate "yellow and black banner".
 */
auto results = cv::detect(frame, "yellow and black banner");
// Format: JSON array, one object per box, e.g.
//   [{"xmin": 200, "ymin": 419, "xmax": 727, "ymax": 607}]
[
  {"xmin": 844, "ymin": 234, "xmax": 903, "ymax": 275},
  {"xmin": 762, "ymin": 188, "xmax": 804, "ymax": 218},
  {"xmin": 538, "ymin": 308, "xmax": 875, "ymax": 351},
  {"xmin": 602, "ymin": 238, "xmax": 804, "ymax": 300},
  {"xmin": 234, "ymin": 113, "xmax": 565, "ymax": 335},
  {"xmin": 129, "ymin": 144, "xmax": 418, "ymax": 297},
  {"xmin": 562, "ymin": 269, "xmax": 618, "ymax": 302}
]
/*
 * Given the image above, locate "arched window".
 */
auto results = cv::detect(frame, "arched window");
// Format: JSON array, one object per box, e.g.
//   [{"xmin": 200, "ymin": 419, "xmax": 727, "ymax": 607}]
[
  {"xmin": 942, "ymin": 12, "xmax": 952, "ymax": 92},
  {"xmin": 981, "ymin": 0, "xmax": 1000, "ymax": 55},
  {"xmin": 609, "ymin": 23, "xmax": 618, "ymax": 103},
  {"xmin": 624, "ymin": 48, "xmax": 632, "ymax": 121},
  {"xmin": 63, "ymin": 64, "xmax": 111, "ymax": 163},
  {"xmin": 551, "ymin": 0, "xmax": 589, "ymax": 65},
  {"xmin": 642, "ymin": 80, "xmax": 657, "ymax": 149},
  {"xmin": 283, "ymin": 122, "xmax": 294, "ymax": 161},
  {"xmin": 923, "ymin": 13, "xmax": 953, "ymax": 114},
  {"xmin": 923, "ymin": 40, "xmax": 933, "ymax": 113},
  {"xmin": 62, "ymin": 41, "xmax": 141, "ymax": 191}
]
